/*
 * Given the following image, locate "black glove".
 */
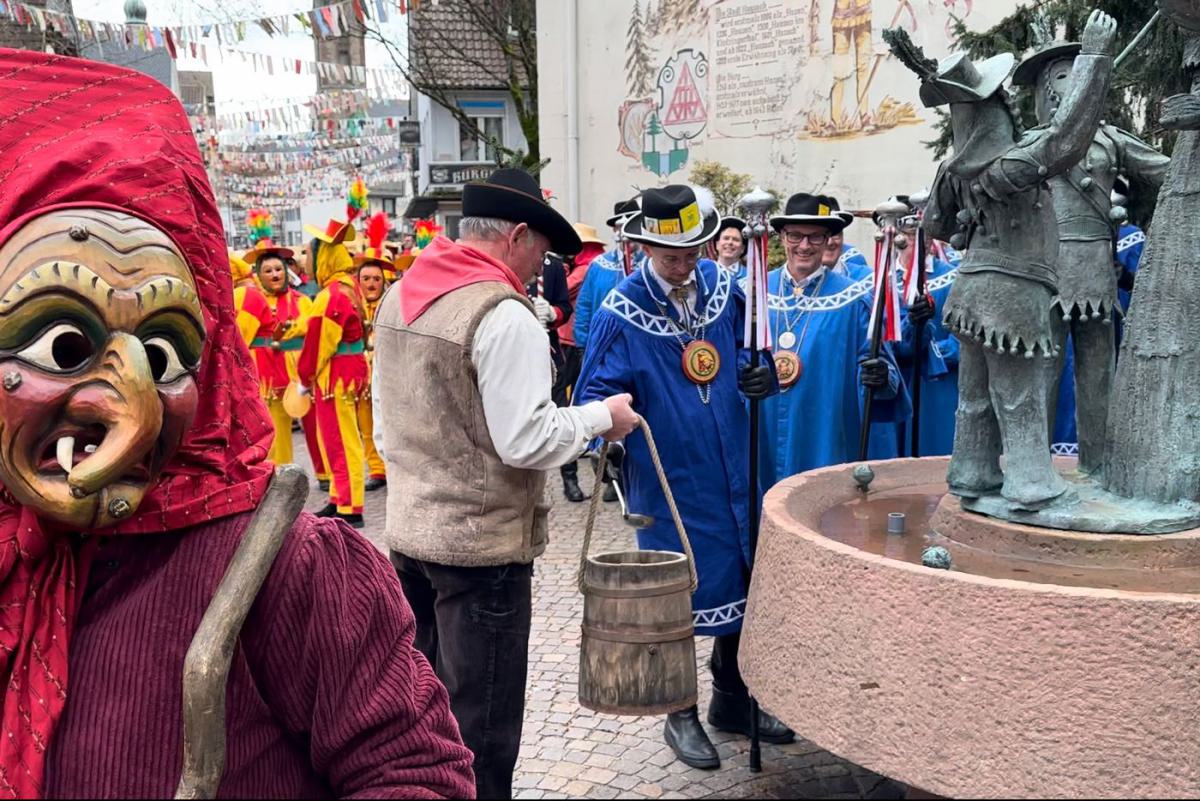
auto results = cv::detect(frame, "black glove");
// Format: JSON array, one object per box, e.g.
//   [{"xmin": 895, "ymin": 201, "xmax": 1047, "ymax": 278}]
[
  {"xmin": 907, "ymin": 294, "xmax": 936, "ymax": 326},
  {"xmin": 602, "ymin": 441, "xmax": 625, "ymax": 483},
  {"xmin": 1117, "ymin": 269, "xmax": 1136, "ymax": 293},
  {"xmin": 859, "ymin": 358, "xmax": 889, "ymax": 389},
  {"xmin": 738, "ymin": 365, "xmax": 773, "ymax": 400}
]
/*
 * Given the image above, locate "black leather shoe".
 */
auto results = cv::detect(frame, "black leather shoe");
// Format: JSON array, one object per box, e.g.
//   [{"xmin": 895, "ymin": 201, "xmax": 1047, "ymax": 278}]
[
  {"xmin": 707, "ymin": 687, "xmax": 795, "ymax": 744},
  {"xmin": 317, "ymin": 479, "xmax": 330, "ymax": 492},
  {"xmin": 603, "ymin": 482, "xmax": 618, "ymax": 503},
  {"xmin": 365, "ymin": 477, "xmax": 387, "ymax": 492},
  {"xmin": 336, "ymin": 512, "xmax": 364, "ymax": 529},
  {"xmin": 563, "ymin": 474, "xmax": 585, "ymax": 503},
  {"xmin": 314, "ymin": 503, "xmax": 337, "ymax": 517},
  {"xmin": 664, "ymin": 706, "xmax": 720, "ymax": 769}
]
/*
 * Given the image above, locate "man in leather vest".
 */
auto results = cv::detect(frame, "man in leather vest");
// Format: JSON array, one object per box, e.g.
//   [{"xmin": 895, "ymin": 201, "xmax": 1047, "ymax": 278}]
[{"xmin": 372, "ymin": 168, "xmax": 639, "ymax": 800}]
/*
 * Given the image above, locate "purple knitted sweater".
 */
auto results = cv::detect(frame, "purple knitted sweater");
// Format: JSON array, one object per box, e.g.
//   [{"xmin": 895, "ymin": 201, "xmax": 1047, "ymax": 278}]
[{"xmin": 43, "ymin": 511, "xmax": 476, "ymax": 799}]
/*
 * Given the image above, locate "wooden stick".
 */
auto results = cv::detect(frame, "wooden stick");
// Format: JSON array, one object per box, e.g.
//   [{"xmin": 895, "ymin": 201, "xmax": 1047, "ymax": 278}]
[{"xmin": 174, "ymin": 464, "xmax": 309, "ymax": 799}]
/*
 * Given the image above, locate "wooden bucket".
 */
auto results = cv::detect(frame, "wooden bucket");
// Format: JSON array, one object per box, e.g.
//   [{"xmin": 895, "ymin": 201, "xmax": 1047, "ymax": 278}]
[{"xmin": 578, "ymin": 420, "xmax": 698, "ymax": 716}]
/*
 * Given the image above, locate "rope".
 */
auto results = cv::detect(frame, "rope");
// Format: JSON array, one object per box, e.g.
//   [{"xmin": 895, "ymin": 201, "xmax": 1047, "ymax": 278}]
[{"xmin": 577, "ymin": 417, "xmax": 698, "ymax": 595}]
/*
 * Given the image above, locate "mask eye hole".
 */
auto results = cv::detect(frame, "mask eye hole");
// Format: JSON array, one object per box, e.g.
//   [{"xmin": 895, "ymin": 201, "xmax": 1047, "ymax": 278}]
[
  {"xmin": 16, "ymin": 323, "xmax": 94, "ymax": 373},
  {"xmin": 143, "ymin": 336, "xmax": 188, "ymax": 383}
]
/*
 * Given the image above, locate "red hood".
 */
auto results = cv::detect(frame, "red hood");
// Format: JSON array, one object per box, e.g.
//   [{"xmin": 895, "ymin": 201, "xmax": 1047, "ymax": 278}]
[{"xmin": 401, "ymin": 236, "xmax": 526, "ymax": 324}]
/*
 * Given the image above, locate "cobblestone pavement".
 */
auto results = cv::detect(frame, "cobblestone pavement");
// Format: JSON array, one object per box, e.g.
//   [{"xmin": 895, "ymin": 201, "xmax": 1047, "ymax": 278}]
[{"xmin": 294, "ymin": 431, "xmax": 906, "ymax": 799}]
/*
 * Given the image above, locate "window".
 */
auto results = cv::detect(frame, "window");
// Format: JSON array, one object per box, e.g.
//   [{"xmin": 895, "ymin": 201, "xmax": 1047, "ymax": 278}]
[
  {"xmin": 444, "ymin": 214, "xmax": 462, "ymax": 240},
  {"xmin": 370, "ymin": 197, "xmax": 398, "ymax": 216},
  {"xmin": 458, "ymin": 115, "xmax": 504, "ymax": 162}
]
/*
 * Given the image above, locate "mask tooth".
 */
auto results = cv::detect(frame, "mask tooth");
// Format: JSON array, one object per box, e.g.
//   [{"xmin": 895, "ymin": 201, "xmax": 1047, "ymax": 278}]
[{"xmin": 56, "ymin": 436, "xmax": 76, "ymax": 474}]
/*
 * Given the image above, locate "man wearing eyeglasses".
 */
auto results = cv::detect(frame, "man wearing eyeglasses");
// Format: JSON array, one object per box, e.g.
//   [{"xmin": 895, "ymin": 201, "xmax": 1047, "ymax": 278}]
[
  {"xmin": 757, "ymin": 193, "xmax": 909, "ymax": 487},
  {"xmin": 574, "ymin": 184, "xmax": 792, "ymax": 771}
]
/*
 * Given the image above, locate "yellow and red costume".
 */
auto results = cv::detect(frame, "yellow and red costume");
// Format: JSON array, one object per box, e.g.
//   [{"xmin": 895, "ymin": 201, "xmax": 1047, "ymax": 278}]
[
  {"xmin": 299, "ymin": 220, "xmax": 369, "ymax": 516},
  {"xmin": 230, "ymin": 253, "xmax": 273, "ymax": 348},
  {"xmin": 354, "ymin": 213, "xmax": 393, "ymax": 484},
  {"xmin": 357, "ymin": 290, "xmax": 385, "ymax": 482}
]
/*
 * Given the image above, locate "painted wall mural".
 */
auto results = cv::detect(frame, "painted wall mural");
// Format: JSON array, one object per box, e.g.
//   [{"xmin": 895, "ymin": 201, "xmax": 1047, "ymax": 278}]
[{"xmin": 617, "ymin": 0, "xmax": 977, "ymax": 177}]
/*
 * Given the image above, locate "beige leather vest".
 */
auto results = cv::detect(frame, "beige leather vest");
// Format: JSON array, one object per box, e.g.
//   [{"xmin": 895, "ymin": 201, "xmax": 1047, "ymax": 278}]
[{"xmin": 374, "ymin": 280, "xmax": 549, "ymax": 566}]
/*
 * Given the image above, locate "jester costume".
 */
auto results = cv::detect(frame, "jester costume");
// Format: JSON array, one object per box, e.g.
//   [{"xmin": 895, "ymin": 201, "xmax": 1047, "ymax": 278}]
[
  {"xmin": 354, "ymin": 212, "xmax": 394, "ymax": 488},
  {"xmin": 299, "ymin": 223, "xmax": 369, "ymax": 522},
  {"xmin": 229, "ymin": 253, "xmax": 273, "ymax": 348},
  {"xmin": 0, "ymin": 48, "xmax": 472, "ymax": 798}
]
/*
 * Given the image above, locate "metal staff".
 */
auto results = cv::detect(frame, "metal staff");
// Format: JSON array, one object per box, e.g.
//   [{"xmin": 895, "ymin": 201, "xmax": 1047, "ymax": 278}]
[
  {"xmin": 906, "ymin": 189, "xmax": 931, "ymax": 458},
  {"xmin": 857, "ymin": 198, "xmax": 909, "ymax": 487},
  {"xmin": 738, "ymin": 186, "xmax": 774, "ymax": 773}
]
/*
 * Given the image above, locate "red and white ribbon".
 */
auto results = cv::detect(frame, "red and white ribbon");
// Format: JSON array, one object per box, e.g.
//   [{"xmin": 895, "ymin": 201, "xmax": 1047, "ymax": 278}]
[{"xmin": 869, "ymin": 231, "xmax": 903, "ymax": 344}]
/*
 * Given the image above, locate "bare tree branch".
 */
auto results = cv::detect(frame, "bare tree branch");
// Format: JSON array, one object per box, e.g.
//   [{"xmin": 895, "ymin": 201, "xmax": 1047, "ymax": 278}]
[{"xmin": 362, "ymin": 0, "xmax": 541, "ymax": 172}]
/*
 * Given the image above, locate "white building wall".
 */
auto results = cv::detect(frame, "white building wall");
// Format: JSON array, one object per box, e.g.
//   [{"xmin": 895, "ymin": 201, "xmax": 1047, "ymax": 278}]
[{"xmin": 538, "ymin": 0, "xmax": 1024, "ymax": 247}]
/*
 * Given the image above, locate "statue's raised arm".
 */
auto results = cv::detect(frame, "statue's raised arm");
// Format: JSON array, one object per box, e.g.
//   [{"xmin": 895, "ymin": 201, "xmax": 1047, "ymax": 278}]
[{"xmin": 983, "ymin": 11, "xmax": 1119, "ymax": 197}]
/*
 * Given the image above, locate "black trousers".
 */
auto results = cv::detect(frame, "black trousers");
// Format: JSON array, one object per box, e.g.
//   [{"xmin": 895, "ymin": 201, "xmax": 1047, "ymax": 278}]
[
  {"xmin": 391, "ymin": 553, "xmax": 533, "ymax": 801},
  {"xmin": 555, "ymin": 345, "xmax": 584, "ymax": 481},
  {"xmin": 709, "ymin": 630, "xmax": 749, "ymax": 696}
]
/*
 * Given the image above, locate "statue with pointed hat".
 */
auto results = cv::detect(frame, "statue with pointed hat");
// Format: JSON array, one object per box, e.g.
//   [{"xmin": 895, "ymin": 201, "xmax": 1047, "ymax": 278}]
[{"xmin": 884, "ymin": 9, "xmax": 1119, "ymax": 514}]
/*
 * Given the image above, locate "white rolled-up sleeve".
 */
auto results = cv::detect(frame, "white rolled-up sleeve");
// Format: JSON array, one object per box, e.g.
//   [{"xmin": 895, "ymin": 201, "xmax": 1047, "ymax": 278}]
[
  {"xmin": 371, "ymin": 366, "xmax": 387, "ymax": 460},
  {"xmin": 472, "ymin": 299, "xmax": 612, "ymax": 470}
]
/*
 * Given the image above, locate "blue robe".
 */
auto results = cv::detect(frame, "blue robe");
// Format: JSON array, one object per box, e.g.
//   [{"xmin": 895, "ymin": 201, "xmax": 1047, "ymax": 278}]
[
  {"xmin": 896, "ymin": 257, "xmax": 960, "ymax": 456},
  {"xmin": 1115, "ymin": 223, "xmax": 1145, "ymax": 343},
  {"xmin": 575, "ymin": 259, "xmax": 773, "ymax": 637},
  {"xmin": 834, "ymin": 243, "xmax": 872, "ymax": 282},
  {"xmin": 1053, "ymin": 225, "xmax": 1145, "ymax": 456},
  {"xmin": 572, "ymin": 247, "xmax": 648, "ymax": 348},
  {"xmin": 759, "ymin": 267, "xmax": 909, "ymax": 488},
  {"xmin": 717, "ymin": 261, "xmax": 748, "ymax": 282}
]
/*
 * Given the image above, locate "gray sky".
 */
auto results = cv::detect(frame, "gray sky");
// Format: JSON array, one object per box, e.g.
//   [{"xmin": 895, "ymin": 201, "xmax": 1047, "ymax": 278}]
[{"xmin": 72, "ymin": 0, "xmax": 407, "ymax": 113}]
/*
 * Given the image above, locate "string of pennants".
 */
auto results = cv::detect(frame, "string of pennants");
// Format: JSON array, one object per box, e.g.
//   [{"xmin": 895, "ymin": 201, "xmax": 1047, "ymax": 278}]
[
  {"xmin": 210, "ymin": 114, "xmax": 411, "ymax": 138},
  {"xmin": 217, "ymin": 137, "xmax": 398, "ymax": 169},
  {"xmin": 0, "ymin": 0, "xmax": 414, "ymax": 86},
  {"xmin": 217, "ymin": 165, "xmax": 410, "ymax": 205}
]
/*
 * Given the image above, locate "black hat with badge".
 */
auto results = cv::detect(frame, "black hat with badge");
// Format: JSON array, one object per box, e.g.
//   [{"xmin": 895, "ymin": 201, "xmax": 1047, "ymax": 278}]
[
  {"xmin": 621, "ymin": 185, "xmax": 720, "ymax": 248},
  {"xmin": 462, "ymin": 167, "xmax": 582, "ymax": 255},
  {"xmin": 605, "ymin": 195, "xmax": 642, "ymax": 228},
  {"xmin": 770, "ymin": 193, "xmax": 851, "ymax": 233}
]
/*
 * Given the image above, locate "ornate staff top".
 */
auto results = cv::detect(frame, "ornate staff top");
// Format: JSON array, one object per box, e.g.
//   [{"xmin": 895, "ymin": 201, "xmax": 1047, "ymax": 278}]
[{"xmin": 738, "ymin": 186, "xmax": 774, "ymax": 240}]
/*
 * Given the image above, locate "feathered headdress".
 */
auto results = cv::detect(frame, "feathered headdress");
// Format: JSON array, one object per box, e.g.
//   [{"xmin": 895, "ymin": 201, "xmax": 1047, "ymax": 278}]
[
  {"xmin": 354, "ymin": 211, "xmax": 393, "ymax": 273},
  {"xmin": 413, "ymin": 218, "xmax": 443, "ymax": 251},
  {"xmin": 883, "ymin": 28, "xmax": 939, "ymax": 81},
  {"xmin": 365, "ymin": 211, "xmax": 389, "ymax": 254},
  {"xmin": 346, "ymin": 177, "xmax": 369, "ymax": 222},
  {"xmin": 246, "ymin": 208, "xmax": 273, "ymax": 244}
]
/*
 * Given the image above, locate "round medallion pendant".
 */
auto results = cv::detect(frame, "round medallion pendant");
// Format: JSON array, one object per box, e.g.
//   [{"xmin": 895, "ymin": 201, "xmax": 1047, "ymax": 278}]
[
  {"xmin": 682, "ymin": 340, "xmax": 721, "ymax": 385},
  {"xmin": 774, "ymin": 350, "xmax": 802, "ymax": 389},
  {"xmin": 777, "ymin": 331, "xmax": 797, "ymax": 350}
]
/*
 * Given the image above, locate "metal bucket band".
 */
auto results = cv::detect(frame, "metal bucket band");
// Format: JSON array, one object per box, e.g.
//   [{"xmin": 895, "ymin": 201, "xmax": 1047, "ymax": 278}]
[
  {"xmin": 580, "ymin": 575, "xmax": 693, "ymax": 599},
  {"xmin": 581, "ymin": 623, "xmax": 695, "ymax": 644}
]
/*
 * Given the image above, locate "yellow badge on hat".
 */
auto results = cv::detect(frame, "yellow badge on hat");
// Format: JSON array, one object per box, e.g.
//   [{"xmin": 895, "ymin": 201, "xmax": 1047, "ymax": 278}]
[
  {"xmin": 678, "ymin": 201, "xmax": 701, "ymax": 232},
  {"xmin": 818, "ymin": 204, "xmax": 831, "ymax": 216}
]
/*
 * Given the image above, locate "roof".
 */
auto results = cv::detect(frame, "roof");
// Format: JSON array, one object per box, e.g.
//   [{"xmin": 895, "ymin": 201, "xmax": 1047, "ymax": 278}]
[{"xmin": 407, "ymin": 0, "xmax": 529, "ymax": 91}]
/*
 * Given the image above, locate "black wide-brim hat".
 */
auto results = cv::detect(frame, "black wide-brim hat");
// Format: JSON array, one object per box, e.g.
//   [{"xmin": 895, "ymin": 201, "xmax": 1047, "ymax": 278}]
[
  {"xmin": 1012, "ymin": 41, "xmax": 1082, "ymax": 87},
  {"xmin": 621, "ymin": 185, "xmax": 719, "ymax": 248},
  {"xmin": 463, "ymin": 168, "xmax": 582, "ymax": 255},
  {"xmin": 605, "ymin": 196, "xmax": 642, "ymax": 228},
  {"xmin": 770, "ymin": 193, "xmax": 850, "ymax": 233},
  {"xmin": 718, "ymin": 215, "xmax": 746, "ymax": 236}
]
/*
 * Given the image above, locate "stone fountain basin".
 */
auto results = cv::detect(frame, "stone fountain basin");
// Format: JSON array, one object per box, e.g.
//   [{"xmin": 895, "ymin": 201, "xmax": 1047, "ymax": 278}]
[{"xmin": 741, "ymin": 457, "xmax": 1200, "ymax": 799}]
